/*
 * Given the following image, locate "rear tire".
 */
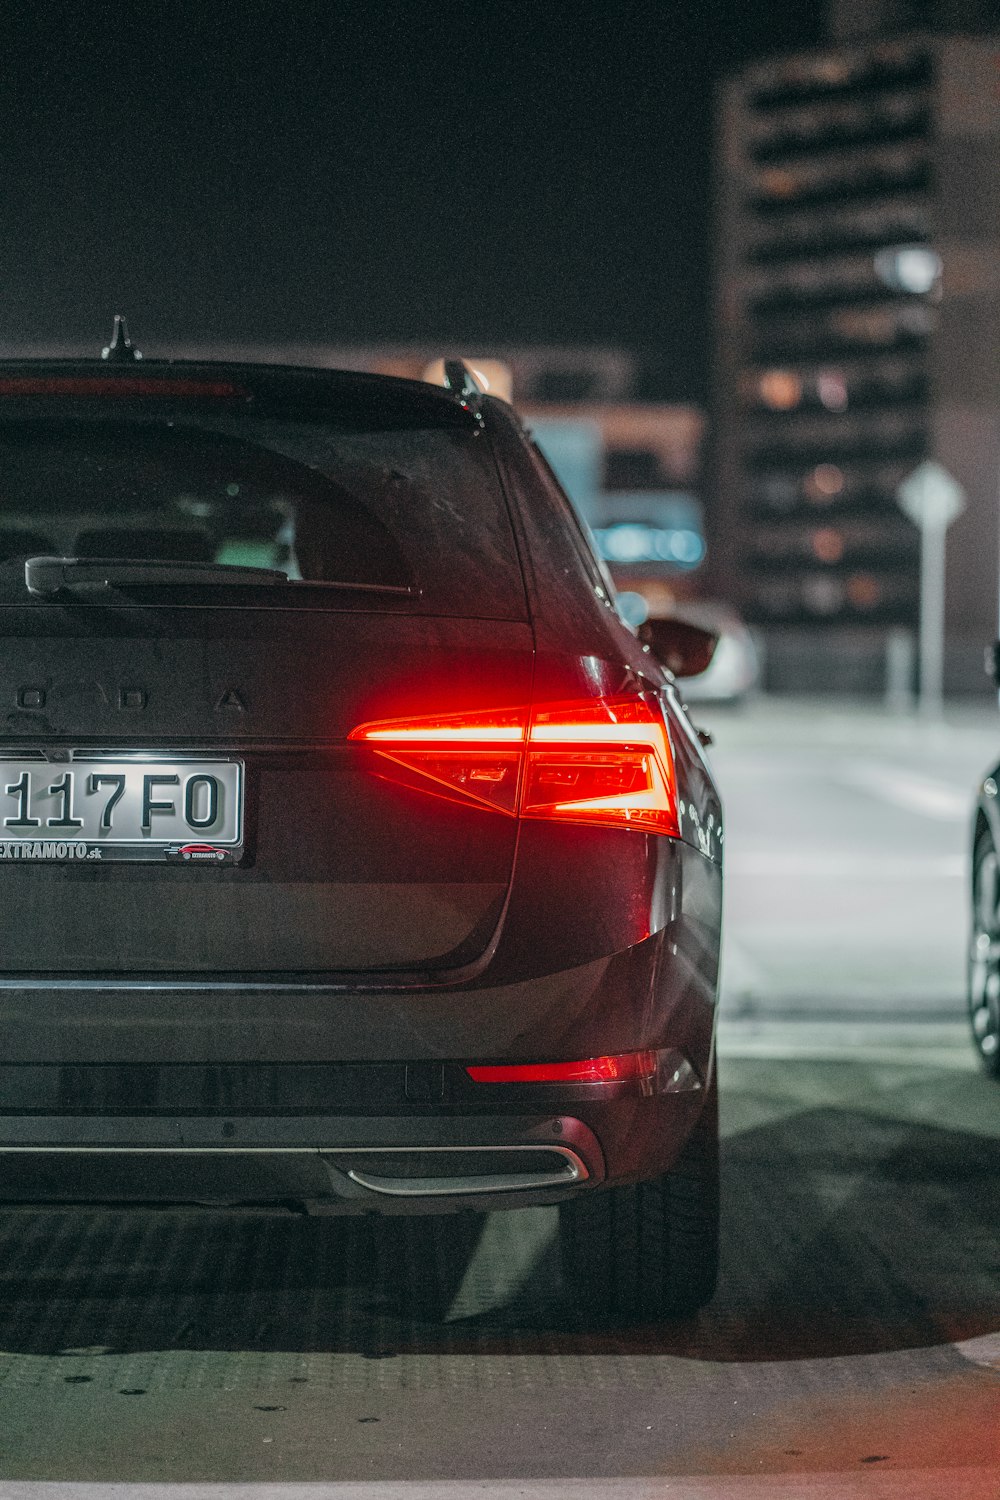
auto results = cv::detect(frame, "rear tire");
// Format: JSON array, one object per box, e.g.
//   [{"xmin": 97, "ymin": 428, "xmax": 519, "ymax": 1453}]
[{"xmin": 559, "ymin": 1075, "xmax": 719, "ymax": 1321}]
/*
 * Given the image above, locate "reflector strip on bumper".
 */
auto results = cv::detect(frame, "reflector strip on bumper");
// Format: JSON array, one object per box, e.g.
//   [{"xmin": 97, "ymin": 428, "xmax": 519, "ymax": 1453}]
[{"xmin": 465, "ymin": 1048, "xmax": 701, "ymax": 1091}]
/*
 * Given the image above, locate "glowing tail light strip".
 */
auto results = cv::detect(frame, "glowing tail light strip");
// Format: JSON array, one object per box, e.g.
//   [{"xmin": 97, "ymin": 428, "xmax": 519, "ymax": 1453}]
[
  {"xmin": 348, "ymin": 697, "xmax": 679, "ymax": 837},
  {"xmin": 466, "ymin": 1050, "xmax": 659, "ymax": 1084},
  {"xmin": 355, "ymin": 720, "xmax": 525, "ymax": 744}
]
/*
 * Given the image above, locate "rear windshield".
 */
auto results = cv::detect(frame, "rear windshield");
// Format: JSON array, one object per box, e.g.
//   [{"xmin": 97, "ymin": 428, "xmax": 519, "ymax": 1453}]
[{"xmin": 0, "ymin": 414, "xmax": 527, "ymax": 618}]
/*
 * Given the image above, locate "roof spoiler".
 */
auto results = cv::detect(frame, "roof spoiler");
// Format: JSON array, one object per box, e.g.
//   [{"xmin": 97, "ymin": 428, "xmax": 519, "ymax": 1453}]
[
  {"xmin": 441, "ymin": 359, "xmax": 486, "ymax": 401},
  {"xmin": 435, "ymin": 358, "xmax": 513, "ymax": 404}
]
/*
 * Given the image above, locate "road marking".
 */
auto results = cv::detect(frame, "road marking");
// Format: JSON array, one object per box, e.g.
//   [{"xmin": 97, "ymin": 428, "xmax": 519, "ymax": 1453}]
[
  {"xmin": 0, "ymin": 1471, "xmax": 996, "ymax": 1497},
  {"xmin": 718, "ymin": 1018, "xmax": 976, "ymax": 1066},
  {"xmin": 837, "ymin": 762, "xmax": 972, "ymax": 822},
  {"xmin": 726, "ymin": 852, "xmax": 963, "ymax": 878}
]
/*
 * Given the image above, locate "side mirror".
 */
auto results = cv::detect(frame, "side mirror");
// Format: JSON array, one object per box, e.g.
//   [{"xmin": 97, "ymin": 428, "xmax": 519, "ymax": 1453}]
[
  {"xmin": 986, "ymin": 641, "xmax": 1000, "ymax": 688},
  {"xmin": 639, "ymin": 617, "xmax": 719, "ymax": 678}
]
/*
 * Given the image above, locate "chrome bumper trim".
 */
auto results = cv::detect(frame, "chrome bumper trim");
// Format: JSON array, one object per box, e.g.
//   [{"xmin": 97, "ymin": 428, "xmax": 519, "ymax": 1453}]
[{"xmin": 345, "ymin": 1144, "xmax": 588, "ymax": 1197}]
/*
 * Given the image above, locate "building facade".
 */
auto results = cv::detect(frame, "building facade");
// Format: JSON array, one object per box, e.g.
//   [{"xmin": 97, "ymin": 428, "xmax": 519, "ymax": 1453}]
[{"xmin": 712, "ymin": 32, "xmax": 1000, "ymax": 693}]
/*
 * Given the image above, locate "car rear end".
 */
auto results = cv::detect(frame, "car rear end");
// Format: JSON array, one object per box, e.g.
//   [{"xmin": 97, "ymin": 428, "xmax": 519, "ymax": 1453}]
[{"xmin": 0, "ymin": 362, "xmax": 722, "ymax": 1312}]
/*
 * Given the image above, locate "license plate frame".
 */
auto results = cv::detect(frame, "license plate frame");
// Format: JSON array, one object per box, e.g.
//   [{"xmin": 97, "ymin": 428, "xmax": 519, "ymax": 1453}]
[{"xmin": 0, "ymin": 754, "xmax": 245, "ymax": 864}]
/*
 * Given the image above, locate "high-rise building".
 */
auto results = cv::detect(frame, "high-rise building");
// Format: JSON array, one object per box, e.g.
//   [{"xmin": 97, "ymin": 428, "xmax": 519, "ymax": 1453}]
[{"xmin": 712, "ymin": 31, "xmax": 1000, "ymax": 692}]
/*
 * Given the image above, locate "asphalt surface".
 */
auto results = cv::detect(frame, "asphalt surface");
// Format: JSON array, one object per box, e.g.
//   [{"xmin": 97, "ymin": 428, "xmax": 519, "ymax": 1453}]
[
  {"xmin": 705, "ymin": 696, "xmax": 999, "ymax": 1025},
  {"xmin": 0, "ymin": 697, "xmax": 997, "ymax": 1499}
]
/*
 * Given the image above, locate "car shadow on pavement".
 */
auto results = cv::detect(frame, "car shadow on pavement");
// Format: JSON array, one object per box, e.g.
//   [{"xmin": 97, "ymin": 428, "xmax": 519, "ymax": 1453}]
[{"xmin": 0, "ymin": 1099, "xmax": 994, "ymax": 1365}]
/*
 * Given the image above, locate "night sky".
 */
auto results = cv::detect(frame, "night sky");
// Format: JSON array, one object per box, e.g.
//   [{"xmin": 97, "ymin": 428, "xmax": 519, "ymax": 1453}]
[{"xmin": 0, "ymin": 3, "xmax": 823, "ymax": 399}]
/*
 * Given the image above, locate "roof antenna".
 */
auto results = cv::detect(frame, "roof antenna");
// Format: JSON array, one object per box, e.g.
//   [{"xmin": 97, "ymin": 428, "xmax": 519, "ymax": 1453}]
[{"xmin": 101, "ymin": 315, "xmax": 142, "ymax": 363}]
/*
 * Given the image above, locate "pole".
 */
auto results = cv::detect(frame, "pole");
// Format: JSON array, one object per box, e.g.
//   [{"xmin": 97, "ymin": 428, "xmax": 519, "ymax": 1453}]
[
  {"xmin": 885, "ymin": 627, "xmax": 915, "ymax": 714},
  {"xmin": 919, "ymin": 517, "xmax": 946, "ymax": 720}
]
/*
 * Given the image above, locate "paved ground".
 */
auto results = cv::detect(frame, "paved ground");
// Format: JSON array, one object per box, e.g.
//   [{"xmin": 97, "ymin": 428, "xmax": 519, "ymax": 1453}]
[
  {"xmin": 700, "ymin": 695, "xmax": 999, "ymax": 1022},
  {"xmin": 0, "ymin": 1045, "xmax": 995, "ymax": 1496},
  {"xmin": 0, "ymin": 698, "xmax": 996, "ymax": 1498}
]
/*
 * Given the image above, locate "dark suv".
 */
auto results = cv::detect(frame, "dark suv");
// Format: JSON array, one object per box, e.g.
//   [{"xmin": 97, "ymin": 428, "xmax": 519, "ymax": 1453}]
[{"xmin": 0, "ymin": 347, "xmax": 723, "ymax": 1319}]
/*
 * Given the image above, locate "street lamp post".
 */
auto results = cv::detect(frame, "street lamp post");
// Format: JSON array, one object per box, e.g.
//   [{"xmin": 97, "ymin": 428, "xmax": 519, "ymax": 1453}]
[{"xmin": 897, "ymin": 460, "xmax": 967, "ymax": 721}]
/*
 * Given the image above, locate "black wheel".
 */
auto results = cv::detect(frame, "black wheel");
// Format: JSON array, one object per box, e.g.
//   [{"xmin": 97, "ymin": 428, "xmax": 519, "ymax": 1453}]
[
  {"xmin": 969, "ymin": 828, "xmax": 1000, "ymax": 1077},
  {"xmin": 559, "ymin": 1076, "xmax": 719, "ymax": 1321}
]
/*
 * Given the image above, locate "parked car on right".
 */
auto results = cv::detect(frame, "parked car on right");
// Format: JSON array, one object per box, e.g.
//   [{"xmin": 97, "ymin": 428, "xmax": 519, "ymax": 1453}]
[
  {"xmin": 970, "ymin": 642, "xmax": 1000, "ymax": 1076},
  {"xmin": 969, "ymin": 801, "xmax": 1000, "ymax": 1076}
]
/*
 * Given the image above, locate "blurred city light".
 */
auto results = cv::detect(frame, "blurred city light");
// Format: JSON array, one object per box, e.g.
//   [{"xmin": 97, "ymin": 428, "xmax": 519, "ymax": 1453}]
[
  {"xmin": 846, "ymin": 573, "xmax": 882, "ymax": 610},
  {"xmin": 615, "ymin": 590, "xmax": 649, "ymax": 627},
  {"xmin": 873, "ymin": 245, "xmax": 942, "ymax": 295},
  {"xmin": 758, "ymin": 369, "xmax": 803, "ymax": 410},
  {"xmin": 817, "ymin": 370, "xmax": 849, "ymax": 411},
  {"xmin": 802, "ymin": 575, "xmax": 845, "ymax": 614},
  {"xmin": 594, "ymin": 523, "xmax": 705, "ymax": 567},
  {"xmin": 811, "ymin": 527, "xmax": 845, "ymax": 563},
  {"xmin": 805, "ymin": 463, "xmax": 845, "ymax": 502}
]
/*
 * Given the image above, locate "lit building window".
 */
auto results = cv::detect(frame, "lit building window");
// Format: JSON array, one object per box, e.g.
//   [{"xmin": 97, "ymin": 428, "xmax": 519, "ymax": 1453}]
[
  {"xmin": 802, "ymin": 576, "xmax": 845, "ymax": 614},
  {"xmin": 874, "ymin": 245, "xmax": 942, "ymax": 294},
  {"xmin": 759, "ymin": 169, "xmax": 799, "ymax": 199},
  {"xmin": 758, "ymin": 370, "xmax": 803, "ymax": 410},
  {"xmin": 817, "ymin": 371, "xmax": 849, "ymax": 412},
  {"xmin": 805, "ymin": 464, "xmax": 845, "ymax": 502},
  {"xmin": 811, "ymin": 528, "xmax": 845, "ymax": 564},
  {"xmin": 846, "ymin": 573, "xmax": 882, "ymax": 610}
]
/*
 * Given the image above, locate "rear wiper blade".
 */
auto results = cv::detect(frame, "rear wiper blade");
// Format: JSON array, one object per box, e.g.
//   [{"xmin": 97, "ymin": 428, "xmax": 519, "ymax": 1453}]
[
  {"xmin": 24, "ymin": 556, "xmax": 287, "ymax": 597},
  {"xmin": 304, "ymin": 579, "xmax": 414, "ymax": 595}
]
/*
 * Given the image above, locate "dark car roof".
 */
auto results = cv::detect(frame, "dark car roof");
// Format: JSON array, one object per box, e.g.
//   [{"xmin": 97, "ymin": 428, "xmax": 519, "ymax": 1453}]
[{"xmin": 0, "ymin": 359, "xmax": 482, "ymax": 431}]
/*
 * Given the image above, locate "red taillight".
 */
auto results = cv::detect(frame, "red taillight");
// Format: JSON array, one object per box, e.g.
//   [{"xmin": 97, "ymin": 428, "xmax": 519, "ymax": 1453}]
[
  {"xmin": 466, "ymin": 1050, "xmax": 659, "ymax": 1084},
  {"xmin": 349, "ymin": 697, "xmax": 679, "ymax": 836},
  {"xmin": 347, "ymin": 706, "xmax": 525, "ymax": 815},
  {"xmin": 522, "ymin": 698, "xmax": 678, "ymax": 836}
]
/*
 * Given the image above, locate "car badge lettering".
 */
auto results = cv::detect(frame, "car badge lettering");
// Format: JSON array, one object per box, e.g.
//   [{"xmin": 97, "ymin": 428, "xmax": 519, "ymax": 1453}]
[
  {"xmin": 16, "ymin": 682, "xmax": 152, "ymax": 710},
  {"xmin": 215, "ymin": 688, "xmax": 247, "ymax": 712}
]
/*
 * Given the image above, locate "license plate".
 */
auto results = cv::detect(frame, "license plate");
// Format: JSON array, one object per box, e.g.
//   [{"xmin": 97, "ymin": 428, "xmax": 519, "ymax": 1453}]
[{"xmin": 0, "ymin": 756, "xmax": 244, "ymax": 863}]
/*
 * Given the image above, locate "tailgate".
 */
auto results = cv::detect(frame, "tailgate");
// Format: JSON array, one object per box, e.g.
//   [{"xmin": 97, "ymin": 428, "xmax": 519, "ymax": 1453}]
[{"xmin": 0, "ymin": 608, "xmax": 533, "ymax": 974}]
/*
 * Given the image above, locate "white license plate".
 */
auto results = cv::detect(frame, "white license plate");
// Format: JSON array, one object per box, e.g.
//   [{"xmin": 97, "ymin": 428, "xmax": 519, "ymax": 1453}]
[{"xmin": 0, "ymin": 757, "xmax": 244, "ymax": 863}]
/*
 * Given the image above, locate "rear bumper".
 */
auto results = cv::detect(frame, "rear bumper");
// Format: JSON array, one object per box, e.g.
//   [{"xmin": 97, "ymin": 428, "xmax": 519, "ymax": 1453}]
[
  {"xmin": 0, "ymin": 1079, "xmax": 707, "ymax": 1213},
  {"xmin": 0, "ymin": 1112, "xmax": 598, "ymax": 1213},
  {"xmin": 0, "ymin": 840, "xmax": 720, "ymax": 1210},
  {"xmin": 0, "ymin": 1048, "xmax": 708, "ymax": 1212}
]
